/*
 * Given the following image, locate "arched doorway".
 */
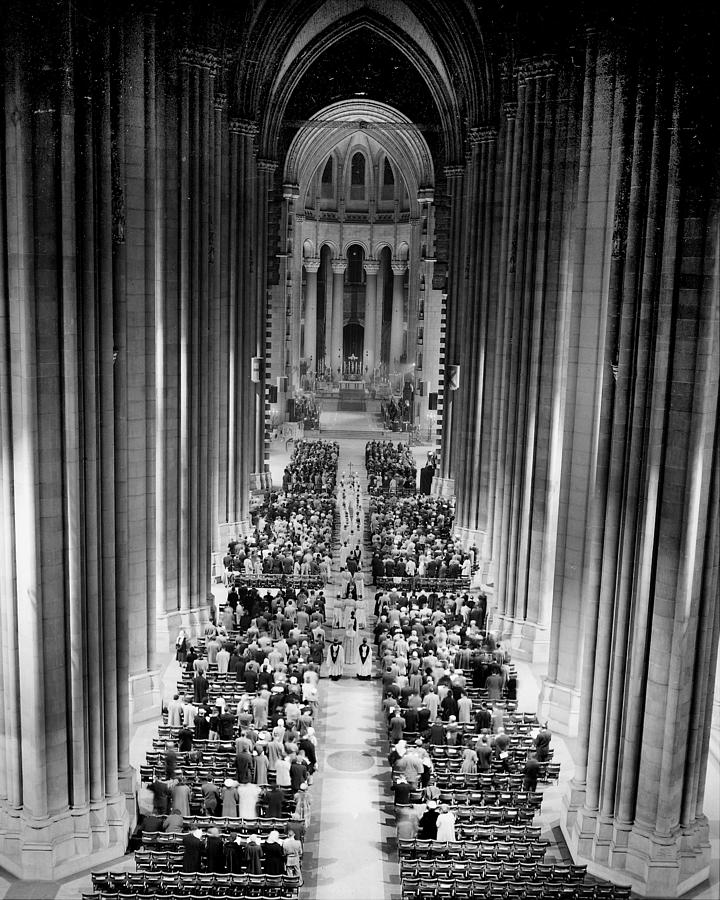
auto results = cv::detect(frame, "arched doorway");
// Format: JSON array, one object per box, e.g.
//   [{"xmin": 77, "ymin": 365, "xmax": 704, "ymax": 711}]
[{"xmin": 342, "ymin": 322, "xmax": 364, "ymax": 377}]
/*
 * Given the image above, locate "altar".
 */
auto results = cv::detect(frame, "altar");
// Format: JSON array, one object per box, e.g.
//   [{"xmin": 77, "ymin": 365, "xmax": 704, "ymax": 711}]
[{"xmin": 340, "ymin": 379, "xmax": 365, "ymax": 391}]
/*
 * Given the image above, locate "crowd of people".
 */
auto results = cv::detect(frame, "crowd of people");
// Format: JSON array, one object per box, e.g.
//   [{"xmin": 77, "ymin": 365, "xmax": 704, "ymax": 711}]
[
  {"xmin": 377, "ymin": 608, "xmax": 552, "ymax": 841},
  {"xmin": 222, "ymin": 441, "xmax": 340, "ymax": 586},
  {"xmin": 368, "ymin": 493, "xmax": 476, "ymax": 585},
  {"xmin": 365, "ymin": 440, "xmax": 417, "ymax": 494}
]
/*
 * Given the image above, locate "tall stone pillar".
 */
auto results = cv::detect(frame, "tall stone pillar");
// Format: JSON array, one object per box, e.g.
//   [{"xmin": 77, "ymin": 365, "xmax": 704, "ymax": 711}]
[
  {"xmin": 557, "ymin": 37, "xmax": 720, "ymax": 899},
  {"xmin": 254, "ymin": 159, "xmax": 276, "ymax": 475},
  {"xmin": 330, "ymin": 258, "xmax": 346, "ymax": 379},
  {"xmin": 389, "ymin": 260, "xmax": 407, "ymax": 375},
  {"xmin": 436, "ymin": 165, "xmax": 465, "ymax": 492},
  {"xmin": 0, "ymin": 11, "xmax": 129, "ymax": 878},
  {"xmin": 363, "ymin": 259, "xmax": 380, "ymax": 378},
  {"xmin": 303, "ymin": 257, "xmax": 321, "ymax": 367}
]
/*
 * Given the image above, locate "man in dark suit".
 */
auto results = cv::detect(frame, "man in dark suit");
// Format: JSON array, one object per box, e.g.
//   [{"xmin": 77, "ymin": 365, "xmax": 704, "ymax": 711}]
[
  {"xmin": 417, "ymin": 799, "xmax": 439, "ymax": 838},
  {"xmin": 523, "ymin": 756, "xmax": 541, "ymax": 792},
  {"xmin": 182, "ymin": 828, "xmax": 205, "ymax": 872},
  {"xmin": 193, "ymin": 672, "xmax": 208, "ymax": 704},
  {"xmin": 235, "ymin": 748, "xmax": 254, "ymax": 784}
]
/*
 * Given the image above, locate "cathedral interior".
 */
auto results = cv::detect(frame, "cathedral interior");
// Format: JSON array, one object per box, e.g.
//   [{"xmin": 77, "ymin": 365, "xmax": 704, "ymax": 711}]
[{"xmin": 0, "ymin": 0, "xmax": 718, "ymax": 897}]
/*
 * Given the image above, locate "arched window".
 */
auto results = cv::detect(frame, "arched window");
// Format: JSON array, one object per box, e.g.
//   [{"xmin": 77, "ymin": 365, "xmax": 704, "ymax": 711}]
[
  {"xmin": 382, "ymin": 158, "xmax": 395, "ymax": 199},
  {"xmin": 347, "ymin": 245, "xmax": 364, "ymax": 284},
  {"xmin": 321, "ymin": 157, "xmax": 333, "ymax": 199},
  {"xmin": 350, "ymin": 152, "xmax": 365, "ymax": 200}
]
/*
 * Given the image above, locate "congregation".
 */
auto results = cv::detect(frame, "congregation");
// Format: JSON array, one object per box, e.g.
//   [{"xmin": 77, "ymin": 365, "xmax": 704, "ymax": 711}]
[{"xmin": 88, "ymin": 434, "xmax": 637, "ymax": 900}]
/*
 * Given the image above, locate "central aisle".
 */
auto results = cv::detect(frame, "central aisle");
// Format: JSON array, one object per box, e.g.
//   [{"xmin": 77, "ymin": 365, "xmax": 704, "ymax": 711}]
[{"xmin": 300, "ymin": 418, "xmax": 398, "ymax": 899}]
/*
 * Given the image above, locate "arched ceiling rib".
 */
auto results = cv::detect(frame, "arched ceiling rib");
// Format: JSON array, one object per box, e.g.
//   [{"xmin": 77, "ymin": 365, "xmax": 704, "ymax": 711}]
[
  {"xmin": 232, "ymin": 0, "xmax": 492, "ymax": 163},
  {"xmin": 284, "ymin": 100, "xmax": 435, "ymax": 208}
]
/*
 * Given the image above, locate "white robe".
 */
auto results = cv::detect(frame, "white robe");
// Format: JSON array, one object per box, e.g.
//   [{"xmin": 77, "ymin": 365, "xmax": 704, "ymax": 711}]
[
  {"xmin": 327, "ymin": 642, "xmax": 345, "ymax": 677},
  {"xmin": 357, "ymin": 641, "xmax": 373, "ymax": 677}
]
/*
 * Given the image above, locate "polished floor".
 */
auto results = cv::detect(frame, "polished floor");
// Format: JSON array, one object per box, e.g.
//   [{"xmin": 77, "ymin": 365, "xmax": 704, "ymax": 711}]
[{"xmin": 1, "ymin": 407, "xmax": 717, "ymax": 899}]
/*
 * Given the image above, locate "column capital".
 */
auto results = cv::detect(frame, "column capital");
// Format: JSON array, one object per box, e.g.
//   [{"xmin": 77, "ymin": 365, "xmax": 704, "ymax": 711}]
[
  {"xmin": 418, "ymin": 187, "xmax": 434, "ymax": 204},
  {"xmin": 180, "ymin": 48, "xmax": 219, "ymax": 74},
  {"xmin": 517, "ymin": 54, "xmax": 559, "ymax": 83},
  {"xmin": 391, "ymin": 260, "xmax": 408, "ymax": 276},
  {"xmin": 228, "ymin": 118, "xmax": 258, "ymax": 136},
  {"xmin": 331, "ymin": 259, "xmax": 347, "ymax": 275},
  {"xmin": 257, "ymin": 158, "xmax": 278, "ymax": 174},
  {"xmin": 443, "ymin": 164, "xmax": 465, "ymax": 179},
  {"xmin": 502, "ymin": 102, "xmax": 518, "ymax": 119},
  {"xmin": 303, "ymin": 257, "xmax": 321, "ymax": 273},
  {"xmin": 282, "ymin": 182, "xmax": 300, "ymax": 200},
  {"xmin": 364, "ymin": 259, "xmax": 381, "ymax": 276},
  {"xmin": 469, "ymin": 125, "xmax": 499, "ymax": 144},
  {"xmin": 213, "ymin": 91, "xmax": 228, "ymax": 110}
]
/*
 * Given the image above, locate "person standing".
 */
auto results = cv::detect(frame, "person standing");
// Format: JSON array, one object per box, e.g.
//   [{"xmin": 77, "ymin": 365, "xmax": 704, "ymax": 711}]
[
  {"xmin": 417, "ymin": 799, "xmax": 439, "ymax": 839},
  {"xmin": 435, "ymin": 804, "xmax": 456, "ymax": 841},
  {"xmin": 283, "ymin": 825, "xmax": 303, "ymax": 878},
  {"xmin": 356, "ymin": 636, "xmax": 373, "ymax": 680},
  {"xmin": 201, "ymin": 775, "xmax": 220, "ymax": 815},
  {"xmin": 327, "ymin": 638, "xmax": 344, "ymax": 681},
  {"xmin": 343, "ymin": 612, "xmax": 359, "ymax": 666},
  {"xmin": 263, "ymin": 830, "xmax": 286, "ymax": 875},
  {"xmin": 206, "ymin": 826, "xmax": 225, "ymax": 873},
  {"xmin": 182, "ymin": 828, "xmax": 205, "ymax": 872},
  {"xmin": 175, "ymin": 629, "xmax": 188, "ymax": 664},
  {"xmin": 293, "ymin": 783, "xmax": 312, "ymax": 827},
  {"xmin": 172, "ymin": 778, "xmax": 192, "ymax": 816},
  {"xmin": 535, "ymin": 723, "xmax": 552, "ymax": 761},
  {"xmin": 221, "ymin": 779, "xmax": 239, "ymax": 817}
]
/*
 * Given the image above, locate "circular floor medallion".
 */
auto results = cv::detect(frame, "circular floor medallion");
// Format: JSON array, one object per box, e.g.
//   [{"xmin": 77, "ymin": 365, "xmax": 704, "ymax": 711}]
[{"xmin": 326, "ymin": 750, "xmax": 374, "ymax": 772}]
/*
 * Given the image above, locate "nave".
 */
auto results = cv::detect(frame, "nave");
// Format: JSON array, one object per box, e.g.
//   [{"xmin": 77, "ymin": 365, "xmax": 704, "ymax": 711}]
[{"xmin": 0, "ymin": 412, "xmax": 717, "ymax": 900}]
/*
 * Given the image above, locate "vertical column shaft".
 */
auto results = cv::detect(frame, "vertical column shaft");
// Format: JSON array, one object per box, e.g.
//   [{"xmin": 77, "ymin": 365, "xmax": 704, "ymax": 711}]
[
  {"xmin": 389, "ymin": 260, "xmax": 407, "ymax": 372},
  {"xmin": 303, "ymin": 258, "xmax": 320, "ymax": 366},
  {"xmin": 330, "ymin": 259, "xmax": 347, "ymax": 378},
  {"xmin": 363, "ymin": 260, "xmax": 380, "ymax": 378}
]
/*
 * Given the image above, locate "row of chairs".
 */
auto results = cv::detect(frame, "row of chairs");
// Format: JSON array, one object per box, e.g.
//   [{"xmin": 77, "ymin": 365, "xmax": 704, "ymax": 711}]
[
  {"xmin": 436, "ymin": 788, "xmax": 541, "ymax": 806},
  {"xmin": 401, "ymin": 846, "xmax": 548, "ymax": 870},
  {"xmin": 228, "ymin": 573, "xmax": 325, "ymax": 588},
  {"xmin": 401, "ymin": 859, "xmax": 586, "ymax": 880},
  {"xmin": 92, "ymin": 871, "xmax": 300, "ymax": 891},
  {"xmin": 84, "ymin": 894, "xmax": 295, "ymax": 900},
  {"xmin": 397, "ymin": 837, "xmax": 546, "ymax": 859},
  {"xmin": 141, "ymin": 821, "xmax": 296, "ymax": 843},
  {"xmin": 375, "ymin": 576, "xmax": 472, "ymax": 591},
  {"xmin": 400, "ymin": 878, "xmax": 632, "ymax": 900},
  {"xmin": 432, "ymin": 764, "xmax": 560, "ymax": 789}
]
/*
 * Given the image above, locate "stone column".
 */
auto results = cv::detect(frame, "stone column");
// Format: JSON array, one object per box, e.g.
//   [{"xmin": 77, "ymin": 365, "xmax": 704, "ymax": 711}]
[
  {"xmin": 330, "ymin": 258, "xmax": 346, "ymax": 379},
  {"xmin": 559, "ymin": 40, "xmax": 720, "ymax": 899},
  {"xmin": 224, "ymin": 118, "xmax": 257, "ymax": 542},
  {"xmin": 436, "ymin": 165, "xmax": 465, "ymax": 490},
  {"xmin": 303, "ymin": 257, "xmax": 321, "ymax": 366},
  {"xmin": 363, "ymin": 259, "xmax": 380, "ymax": 378},
  {"xmin": 255, "ymin": 158, "xmax": 276, "ymax": 475},
  {"xmin": 389, "ymin": 260, "xmax": 407, "ymax": 375}
]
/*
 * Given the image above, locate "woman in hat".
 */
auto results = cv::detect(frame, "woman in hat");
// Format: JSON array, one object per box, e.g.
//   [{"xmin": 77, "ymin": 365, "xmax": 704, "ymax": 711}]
[
  {"xmin": 292, "ymin": 782, "xmax": 312, "ymax": 827},
  {"xmin": 221, "ymin": 778, "xmax": 239, "ymax": 817},
  {"xmin": 435, "ymin": 803, "xmax": 456, "ymax": 842},
  {"xmin": 206, "ymin": 825, "xmax": 225, "ymax": 873},
  {"xmin": 245, "ymin": 834, "xmax": 263, "ymax": 874},
  {"xmin": 225, "ymin": 833, "xmax": 245, "ymax": 873},
  {"xmin": 263, "ymin": 830, "xmax": 286, "ymax": 875}
]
